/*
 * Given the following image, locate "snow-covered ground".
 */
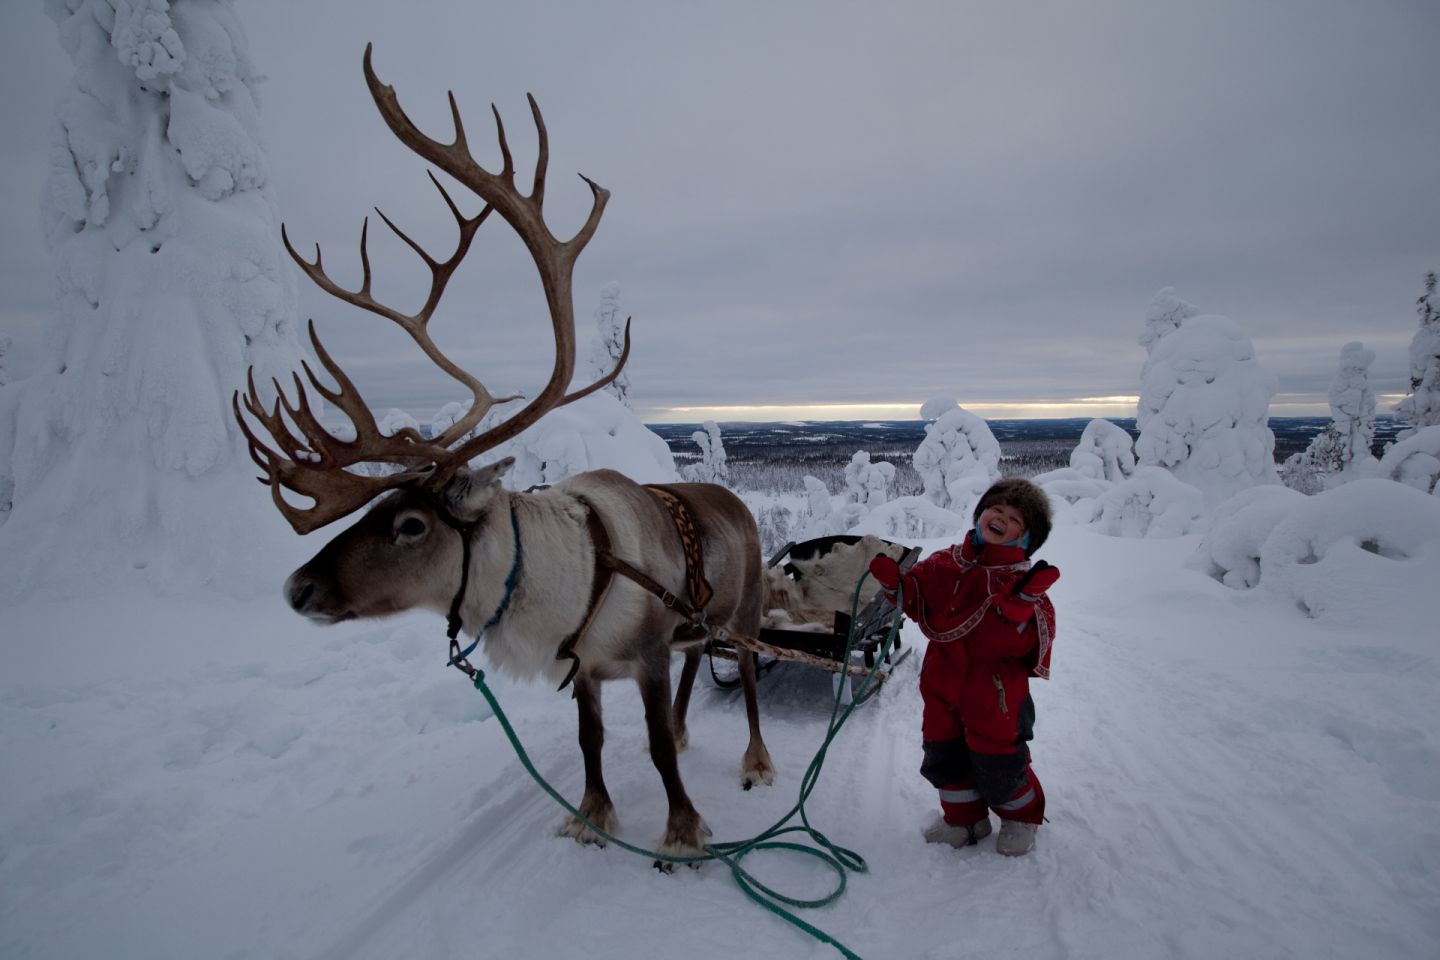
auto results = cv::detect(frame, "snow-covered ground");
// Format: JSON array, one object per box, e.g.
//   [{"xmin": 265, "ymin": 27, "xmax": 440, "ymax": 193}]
[{"xmin": 3, "ymin": 524, "xmax": 1435, "ymax": 960}]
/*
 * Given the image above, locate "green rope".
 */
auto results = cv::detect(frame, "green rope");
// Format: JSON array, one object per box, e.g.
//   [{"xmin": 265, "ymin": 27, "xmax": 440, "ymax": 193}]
[{"xmin": 465, "ymin": 574, "xmax": 904, "ymax": 960}]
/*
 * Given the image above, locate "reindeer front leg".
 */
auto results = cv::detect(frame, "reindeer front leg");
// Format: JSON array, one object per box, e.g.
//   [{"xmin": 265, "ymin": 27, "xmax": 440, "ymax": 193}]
[
  {"xmin": 560, "ymin": 673, "xmax": 618, "ymax": 845},
  {"xmin": 637, "ymin": 653, "xmax": 708, "ymax": 869}
]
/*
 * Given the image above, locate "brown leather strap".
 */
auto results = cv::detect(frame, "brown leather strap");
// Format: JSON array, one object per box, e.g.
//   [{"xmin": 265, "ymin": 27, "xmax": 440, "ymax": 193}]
[
  {"xmin": 554, "ymin": 504, "xmax": 616, "ymax": 692},
  {"xmin": 600, "ymin": 552, "xmax": 702, "ymax": 621},
  {"xmin": 644, "ymin": 485, "xmax": 714, "ymax": 610},
  {"xmin": 555, "ymin": 488, "xmax": 715, "ymax": 691}
]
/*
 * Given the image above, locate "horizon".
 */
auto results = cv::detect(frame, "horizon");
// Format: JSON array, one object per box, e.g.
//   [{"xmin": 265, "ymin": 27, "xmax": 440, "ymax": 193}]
[
  {"xmin": 634, "ymin": 396, "xmax": 1407, "ymax": 425},
  {"xmin": 318, "ymin": 391, "xmax": 1410, "ymax": 428}
]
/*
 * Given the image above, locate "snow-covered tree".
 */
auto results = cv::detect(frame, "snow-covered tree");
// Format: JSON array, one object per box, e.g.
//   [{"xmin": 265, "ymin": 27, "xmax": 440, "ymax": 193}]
[
  {"xmin": 1373, "ymin": 425, "xmax": 1440, "ymax": 496},
  {"xmin": 843, "ymin": 450, "xmax": 894, "ymax": 509},
  {"xmin": 0, "ymin": 0, "xmax": 308, "ymax": 596},
  {"xmin": 1070, "ymin": 418, "xmax": 1136, "ymax": 482},
  {"xmin": 1394, "ymin": 271, "xmax": 1440, "ymax": 439},
  {"xmin": 1256, "ymin": 479, "xmax": 1440, "ymax": 621},
  {"xmin": 586, "ymin": 281, "xmax": 631, "ymax": 408},
  {"xmin": 912, "ymin": 395, "xmax": 1001, "ymax": 516},
  {"xmin": 1086, "ymin": 466, "xmax": 1207, "ymax": 538},
  {"xmin": 423, "ymin": 386, "xmax": 677, "ymax": 491},
  {"xmin": 1280, "ymin": 341, "xmax": 1378, "ymax": 494},
  {"xmin": 753, "ymin": 501, "xmax": 792, "ymax": 557},
  {"xmin": 1188, "ymin": 484, "xmax": 1308, "ymax": 588},
  {"xmin": 1139, "ymin": 286, "xmax": 1201, "ymax": 352},
  {"xmin": 791, "ymin": 456, "xmax": 898, "ymax": 541},
  {"xmin": 684, "ymin": 420, "xmax": 729, "ymax": 485},
  {"xmin": 836, "ymin": 450, "xmax": 895, "ymax": 529},
  {"xmin": 1137, "ymin": 287, "xmax": 1201, "ymax": 424},
  {"xmin": 1134, "ymin": 312, "xmax": 1280, "ymax": 509},
  {"xmin": 850, "ymin": 494, "xmax": 968, "ymax": 541},
  {"xmin": 793, "ymin": 475, "xmax": 843, "ymax": 541}
]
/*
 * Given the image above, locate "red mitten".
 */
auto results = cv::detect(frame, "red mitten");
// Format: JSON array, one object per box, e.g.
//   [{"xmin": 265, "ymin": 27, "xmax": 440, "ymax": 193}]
[
  {"xmin": 869, "ymin": 554, "xmax": 901, "ymax": 591},
  {"xmin": 992, "ymin": 562, "xmax": 1060, "ymax": 623}
]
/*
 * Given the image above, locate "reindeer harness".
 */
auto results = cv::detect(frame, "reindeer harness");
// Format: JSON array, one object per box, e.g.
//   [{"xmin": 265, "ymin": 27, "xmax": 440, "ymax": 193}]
[{"xmin": 445, "ymin": 486, "xmax": 720, "ymax": 691}]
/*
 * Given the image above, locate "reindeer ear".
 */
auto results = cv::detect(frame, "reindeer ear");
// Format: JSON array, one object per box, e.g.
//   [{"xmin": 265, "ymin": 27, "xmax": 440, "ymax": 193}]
[
  {"xmin": 471, "ymin": 456, "xmax": 515, "ymax": 487},
  {"xmin": 443, "ymin": 457, "xmax": 515, "ymax": 520}
]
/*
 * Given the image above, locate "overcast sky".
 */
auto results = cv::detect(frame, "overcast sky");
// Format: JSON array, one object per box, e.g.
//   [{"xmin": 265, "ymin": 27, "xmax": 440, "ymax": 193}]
[{"xmin": 2, "ymin": 0, "xmax": 1438, "ymax": 423}]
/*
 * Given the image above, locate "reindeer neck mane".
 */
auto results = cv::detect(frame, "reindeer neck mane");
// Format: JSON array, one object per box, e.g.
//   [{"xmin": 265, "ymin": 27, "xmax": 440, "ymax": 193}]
[{"xmin": 461, "ymin": 488, "xmax": 596, "ymax": 680}]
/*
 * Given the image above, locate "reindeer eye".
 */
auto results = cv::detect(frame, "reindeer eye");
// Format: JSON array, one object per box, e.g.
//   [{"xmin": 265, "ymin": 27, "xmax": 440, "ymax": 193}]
[{"xmin": 397, "ymin": 516, "xmax": 428, "ymax": 538}]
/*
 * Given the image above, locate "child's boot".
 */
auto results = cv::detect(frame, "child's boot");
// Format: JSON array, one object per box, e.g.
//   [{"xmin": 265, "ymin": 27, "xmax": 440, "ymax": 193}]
[
  {"xmin": 923, "ymin": 814, "xmax": 991, "ymax": 848},
  {"xmin": 995, "ymin": 819, "xmax": 1038, "ymax": 856}
]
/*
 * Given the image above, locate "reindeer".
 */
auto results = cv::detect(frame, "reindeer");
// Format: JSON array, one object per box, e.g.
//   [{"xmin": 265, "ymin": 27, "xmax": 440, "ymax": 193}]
[{"xmin": 235, "ymin": 46, "xmax": 775, "ymax": 861}]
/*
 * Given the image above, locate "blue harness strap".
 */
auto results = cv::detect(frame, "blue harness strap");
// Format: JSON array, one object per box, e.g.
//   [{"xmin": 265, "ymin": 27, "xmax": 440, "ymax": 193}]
[{"xmin": 448, "ymin": 507, "xmax": 522, "ymax": 659}]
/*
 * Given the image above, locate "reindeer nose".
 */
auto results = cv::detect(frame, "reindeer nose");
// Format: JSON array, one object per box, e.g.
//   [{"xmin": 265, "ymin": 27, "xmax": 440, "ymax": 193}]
[{"xmin": 285, "ymin": 573, "xmax": 316, "ymax": 612}]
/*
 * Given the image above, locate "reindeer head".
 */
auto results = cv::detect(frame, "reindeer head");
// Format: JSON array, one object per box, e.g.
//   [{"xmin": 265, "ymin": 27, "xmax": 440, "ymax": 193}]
[
  {"xmin": 283, "ymin": 458, "xmax": 515, "ymax": 624},
  {"xmin": 236, "ymin": 46, "xmax": 627, "ymax": 620}
]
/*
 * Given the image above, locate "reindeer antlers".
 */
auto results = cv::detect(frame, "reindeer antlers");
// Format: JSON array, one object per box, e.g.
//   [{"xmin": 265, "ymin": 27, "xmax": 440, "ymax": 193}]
[{"xmin": 234, "ymin": 44, "xmax": 631, "ymax": 534}]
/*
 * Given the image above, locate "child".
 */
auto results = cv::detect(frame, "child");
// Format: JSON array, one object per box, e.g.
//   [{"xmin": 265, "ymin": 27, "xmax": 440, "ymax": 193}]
[{"xmin": 869, "ymin": 477, "xmax": 1060, "ymax": 856}]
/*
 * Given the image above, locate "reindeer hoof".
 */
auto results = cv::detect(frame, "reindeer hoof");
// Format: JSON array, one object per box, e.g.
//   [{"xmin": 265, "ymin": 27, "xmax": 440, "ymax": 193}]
[
  {"xmin": 653, "ymin": 858, "xmax": 704, "ymax": 873},
  {"xmin": 559, "ymin": 805, "xmax": 617, "ymax": 846},
  {"xmin": 741, "ymin": 754, "xmax": 777, "ymax": 790},
  {"xmin": 654, "ymin": 815, "xmax": 709, "ymax": 868}
]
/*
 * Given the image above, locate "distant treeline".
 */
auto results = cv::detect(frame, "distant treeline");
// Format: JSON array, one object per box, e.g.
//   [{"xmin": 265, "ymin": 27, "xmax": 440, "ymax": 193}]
[{"xmin": 650, "ymin": 417, "xmax": 1407, "ymax": 496}]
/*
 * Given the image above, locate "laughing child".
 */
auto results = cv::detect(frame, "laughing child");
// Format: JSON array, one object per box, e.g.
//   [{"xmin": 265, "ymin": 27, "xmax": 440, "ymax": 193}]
[{"xmin": 869, "ymin": 477, "xmax": 1060, "ymax": 856}]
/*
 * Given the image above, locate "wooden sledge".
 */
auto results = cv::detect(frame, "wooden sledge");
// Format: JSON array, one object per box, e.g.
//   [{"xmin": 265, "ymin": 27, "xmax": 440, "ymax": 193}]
[{"xmin": 705, "ymin": 535, "xmax": 920, "ymax": 703}]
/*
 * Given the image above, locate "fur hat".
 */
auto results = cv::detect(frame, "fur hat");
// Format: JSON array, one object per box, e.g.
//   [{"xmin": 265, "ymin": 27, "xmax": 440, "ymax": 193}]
[{"xmin": 973, "ymin": 476, "xmax": 1052, "ymax": 556}]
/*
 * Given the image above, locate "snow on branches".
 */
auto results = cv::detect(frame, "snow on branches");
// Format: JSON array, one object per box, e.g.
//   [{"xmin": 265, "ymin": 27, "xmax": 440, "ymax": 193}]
[
  {"xmin": 913, "ymin": 395, "xmax": 1001, "ymax": 517},
  {"xmin": 1374, "ymin": 425, "xmax": 1440, "ymax": 496},
  {"xmin": 426, "ymin": 391, "xmax": 678, "ymax": 491},
  {"xmin": 1070, "ymin": 418, "xmax": 1136, "ymax": 483},
  {"xmin": 684, "ymin": 420, "xmax": 729, "ymax": 485},
  {"xmin": 1193, "ymin": 479, "xmax": 1440, "ymax": 627},
  {"xmin": 1280, "ymin": 342, "xmax": 1378, "ymax": 494},
  {"xmin": 1395, "ymin": 272, "xmax": 1440, "ymax": 439},
  {"xmin": 1134, "ymin": 304, "xmax": 1280, "ymax": 509},
  {"xmin": 1, "ymin": 0, "xmax": 307, "ymax": 596},
  {"xmin": 586, "ymin": 282, "xmax": 631, "ymax": 408},
  {"xmin": 1085, "ymin": 466, "xmax": 1206, "ymax": 539}
]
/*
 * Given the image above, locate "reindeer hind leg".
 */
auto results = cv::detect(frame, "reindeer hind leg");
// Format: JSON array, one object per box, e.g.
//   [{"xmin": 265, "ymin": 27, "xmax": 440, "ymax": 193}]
[
  {"xmin": 736, "ymin": 648, "xmax": 776, "ymax": 789},
  {"xmin": 671, "ymin": 646, "xmax": 702, "ymax": 751}
]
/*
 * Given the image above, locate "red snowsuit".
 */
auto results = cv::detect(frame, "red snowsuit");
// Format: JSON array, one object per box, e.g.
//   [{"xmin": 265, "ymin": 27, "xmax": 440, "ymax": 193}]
[{"xmin": 891, "ymin": 535, "xmax": 1055, "ymax": 827}]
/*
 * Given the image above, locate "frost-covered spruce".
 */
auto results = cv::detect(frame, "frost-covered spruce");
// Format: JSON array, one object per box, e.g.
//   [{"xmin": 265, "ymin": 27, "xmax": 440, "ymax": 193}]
[
  {"xmin": 431, "ymin": 392, "xmax": 678, "ymax": 491},
  {"xmin": 1070, "ymin": 417, "xmax": 1136, "ymax": 483},
  {"xmin": 793, "ymin": 474, "xmax": 842, "ymax": 541},
  {"xmin": 913, "ymin": 395, "xmax": 1001, "ymax": 516},
  {"xmin": 0, "ymin": 0, "xmax": 307, "ymax": 596},
  {"xmin": 1136, "ymin": 287, "xmax": 1201, "ymax": 435},
  {"xmin": 685, "ymin": 420, "xmax": 728, "ymax": 485},
  {"xmin": 1280, "ymin": 341, "xmax": 1378, "ymax": 494},
  {"xmin": 837, "ymin": 450, "xmax": 895, "ymax": 529},
  {"xmin": 1374, "ymin": 425, "xmax": 1440, "ymax": 495},
  {"xmin": 1395, "ymin": 271, "xmax": 1440, "ymax": 439},
  {"xmin": 1134, "ymin": 309, "xmax": 1280, "ymax": 509},
  {"xmin": 586, "ymin": 281, "xmax": 631, "ymax": 408}
]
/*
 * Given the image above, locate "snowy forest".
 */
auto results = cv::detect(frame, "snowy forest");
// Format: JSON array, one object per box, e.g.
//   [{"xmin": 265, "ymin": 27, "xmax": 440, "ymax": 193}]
[{"xmin": 2, "ymin": 4, "xmax": 1438, "ymax": 960}]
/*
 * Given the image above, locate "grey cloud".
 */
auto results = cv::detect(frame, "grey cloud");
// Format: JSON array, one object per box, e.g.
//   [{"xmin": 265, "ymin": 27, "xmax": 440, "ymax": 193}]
[{"xmin": 2, "ymin": 0, "xmax": 1437, "ymax": 420}]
